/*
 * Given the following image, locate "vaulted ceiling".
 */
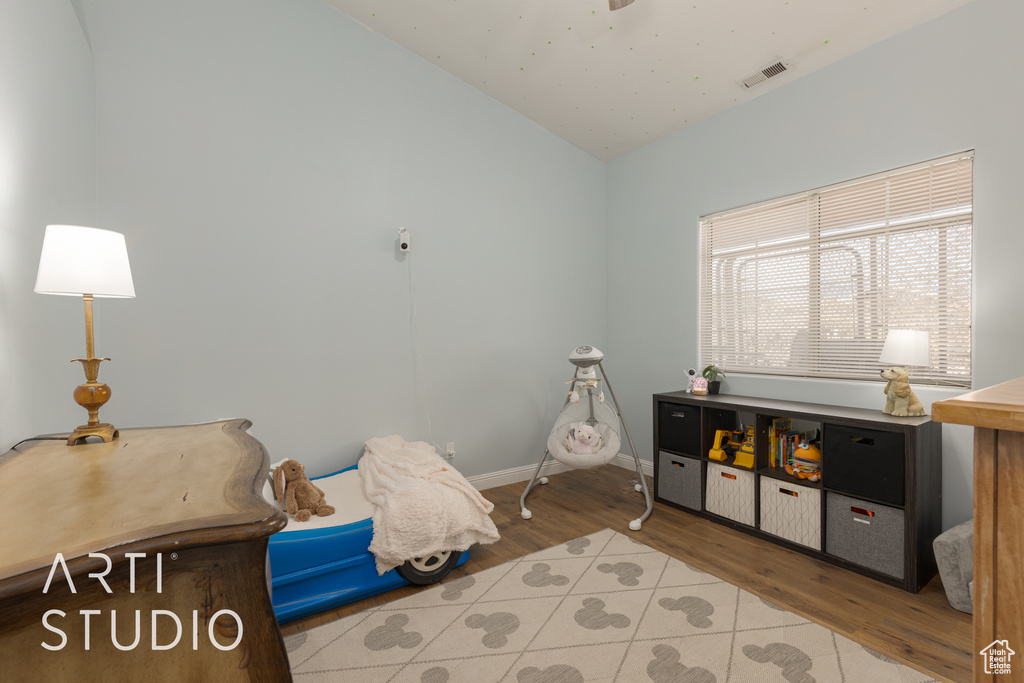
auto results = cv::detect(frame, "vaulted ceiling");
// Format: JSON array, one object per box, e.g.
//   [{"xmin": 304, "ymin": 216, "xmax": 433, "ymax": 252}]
[{"xmin": 323, "ymin": 0, "xmax": 976, "ymax": 161}]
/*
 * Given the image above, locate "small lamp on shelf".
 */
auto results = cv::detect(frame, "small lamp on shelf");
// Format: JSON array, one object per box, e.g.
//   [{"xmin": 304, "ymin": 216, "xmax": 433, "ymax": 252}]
[
  {"xmin": 878, "ymin": 329, "xmax": 929, "ymax": 417},
  {"xmin": 34, "ymin": 225, "xmax": 135, "ymax": 445}
]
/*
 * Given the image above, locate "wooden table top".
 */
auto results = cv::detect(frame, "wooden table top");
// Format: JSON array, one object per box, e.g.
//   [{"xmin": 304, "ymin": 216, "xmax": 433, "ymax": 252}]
[
  {"xmin": 0, "ymin": 419, "xmax": 285, "ymax": 599},
  {"xmin": 932, "ymin": 376, "xmax": 1024, "ymax": 432}
]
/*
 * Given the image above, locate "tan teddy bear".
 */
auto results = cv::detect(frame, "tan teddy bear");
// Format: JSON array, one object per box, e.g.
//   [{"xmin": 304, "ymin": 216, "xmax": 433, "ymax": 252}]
[{"xmin": 273, "ymin": 459, "xmax": 336, "ymax": 522}]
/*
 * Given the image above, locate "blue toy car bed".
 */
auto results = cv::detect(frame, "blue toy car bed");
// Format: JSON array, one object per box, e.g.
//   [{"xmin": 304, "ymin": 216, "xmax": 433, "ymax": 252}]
[{"xmin": 265, "ymin": 464, "xmax": 469, "ymax": 624}]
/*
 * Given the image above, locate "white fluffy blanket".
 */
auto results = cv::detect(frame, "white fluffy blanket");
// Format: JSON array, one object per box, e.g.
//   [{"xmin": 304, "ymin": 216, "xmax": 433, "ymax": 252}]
[{"xmin": 359, "ymin": 435, "xmax": 500, "ymax": 574}]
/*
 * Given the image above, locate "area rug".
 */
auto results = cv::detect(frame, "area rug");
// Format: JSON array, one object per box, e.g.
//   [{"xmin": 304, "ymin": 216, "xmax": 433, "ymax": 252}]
[{"xmin": 285, "ymin": 528, "xmax": 936, "ymax": 682}]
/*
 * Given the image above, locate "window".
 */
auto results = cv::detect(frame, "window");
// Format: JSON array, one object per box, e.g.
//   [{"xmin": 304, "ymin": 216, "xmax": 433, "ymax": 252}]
[{"xmin": 699, "ymin": 152, "xmax": 972, "ymax": 387}]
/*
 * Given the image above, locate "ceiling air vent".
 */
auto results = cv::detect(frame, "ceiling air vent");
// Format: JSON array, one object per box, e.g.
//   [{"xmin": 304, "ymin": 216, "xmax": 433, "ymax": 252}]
[{"xmin": 739, "ymin": 60, "xmax": 792, "ymax": 90}]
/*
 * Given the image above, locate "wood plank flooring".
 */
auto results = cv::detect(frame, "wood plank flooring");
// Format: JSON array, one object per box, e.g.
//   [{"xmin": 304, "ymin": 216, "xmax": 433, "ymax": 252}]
[{"xmin": 282, "ymin": 466, "xmax": 972, "ymax": 682}]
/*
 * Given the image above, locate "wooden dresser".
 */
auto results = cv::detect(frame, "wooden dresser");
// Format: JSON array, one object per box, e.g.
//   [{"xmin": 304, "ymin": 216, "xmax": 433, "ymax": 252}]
[
  {"xmin": 933, "ymin": 378, "xmax": 1024, "ymax": 682},
  {"xmin": 0, "ymin": 420, "xmax": 291, "ymax": 682}
]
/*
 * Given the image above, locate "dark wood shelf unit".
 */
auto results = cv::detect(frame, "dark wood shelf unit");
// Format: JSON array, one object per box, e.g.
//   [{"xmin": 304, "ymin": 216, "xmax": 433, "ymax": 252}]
[{"xmin": 653, "ymin": 390, "xmax": 942, "ymax": 592}]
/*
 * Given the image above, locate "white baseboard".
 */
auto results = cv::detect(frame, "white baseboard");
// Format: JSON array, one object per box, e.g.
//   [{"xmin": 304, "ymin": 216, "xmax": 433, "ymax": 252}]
[
  {"xmin": 468, "ymin": 453, "xmax": 654, "ymax": 491},
  {"xmin": 466, "ymin": 459, "xmax": 574, "ymax": 491},
  {"xmin": 612, "ymin": 453, "xmax": 654, "ymax": 479}
]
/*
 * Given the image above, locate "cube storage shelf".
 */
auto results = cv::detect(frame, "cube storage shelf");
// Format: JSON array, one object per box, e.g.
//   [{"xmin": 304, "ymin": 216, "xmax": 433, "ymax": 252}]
[{"xmin": 653, "ymin": 391, "xmax": 942, "ymax": 592}]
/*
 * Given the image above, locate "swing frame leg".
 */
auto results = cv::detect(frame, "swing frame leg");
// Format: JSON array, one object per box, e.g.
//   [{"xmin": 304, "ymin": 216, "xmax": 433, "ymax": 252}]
[
  {"xmin": 599, "ymin": 361, "xmax": 653, "ymax": 531},
  {"xmin": 519, "ymin": 450, "xmax": 551, "ymax": 520},
  {"xmin": 522, "ymin": 380, "xmax": 580, "ymax": 521}
]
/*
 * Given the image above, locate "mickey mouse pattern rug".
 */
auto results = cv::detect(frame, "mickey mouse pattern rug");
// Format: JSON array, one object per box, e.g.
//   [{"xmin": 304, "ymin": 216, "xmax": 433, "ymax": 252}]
[{"xmin": 285, "ymin": 528, "xmax": 936, "ymax": 682}]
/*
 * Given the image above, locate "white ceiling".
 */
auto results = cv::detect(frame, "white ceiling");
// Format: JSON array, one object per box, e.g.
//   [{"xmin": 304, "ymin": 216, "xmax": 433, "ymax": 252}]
[{"xmin": 323, "ymin": 0, "xmax": 976, "ymax": 162}]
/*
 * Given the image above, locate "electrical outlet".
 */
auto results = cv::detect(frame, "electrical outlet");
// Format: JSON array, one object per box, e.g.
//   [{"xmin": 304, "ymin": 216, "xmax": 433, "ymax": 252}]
[{"xmin": 445, "ymin": 442, "xmax": 456, "ymax": 459}]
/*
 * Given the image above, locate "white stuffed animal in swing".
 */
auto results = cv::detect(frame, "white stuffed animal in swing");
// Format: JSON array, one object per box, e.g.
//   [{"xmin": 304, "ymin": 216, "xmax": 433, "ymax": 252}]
[{"xmin": 569, "ymin": 423, "xmax": 599, "ymax": 455}]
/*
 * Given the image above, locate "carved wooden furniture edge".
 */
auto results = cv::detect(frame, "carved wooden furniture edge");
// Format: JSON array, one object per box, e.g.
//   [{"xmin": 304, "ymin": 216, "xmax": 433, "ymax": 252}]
[{"xmin": 0, "ymin": 419, "xmax": 287, "ymax": 601}]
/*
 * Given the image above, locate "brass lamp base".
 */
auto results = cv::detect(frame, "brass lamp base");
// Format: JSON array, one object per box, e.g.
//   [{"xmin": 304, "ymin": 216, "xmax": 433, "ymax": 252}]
[
  {"xmin": 64, "ymin": 295, "xmax": 122, "ymax": 447},
  {"xmin": 68, "ymin": 363, "xmax": 118, "ymax": 446},
  {"xmin": 68, "ymin": 422, "xmax": 119, "ymax": 446}
]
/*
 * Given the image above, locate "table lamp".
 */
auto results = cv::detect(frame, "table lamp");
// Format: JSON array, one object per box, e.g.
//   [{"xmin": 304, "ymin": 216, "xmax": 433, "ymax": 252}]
[
  {"xmin": 34, "ymin": 225, "xmax": 135, "ymax": 445},
  {"xmin": 879, "ymin": 329, "xmax": 930, "ymax": 416},
  {"xmin": 879, "ymin": 329, "xmax": 931, "ymax": 369}
]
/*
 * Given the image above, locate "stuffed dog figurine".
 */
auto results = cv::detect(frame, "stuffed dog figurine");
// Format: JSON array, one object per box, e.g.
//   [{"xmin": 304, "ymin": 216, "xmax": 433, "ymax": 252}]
[
  {"xmin": 273, "ymin": 459, "xmax": 335, "ymax": 522},
  {"xmin": 881, "ymin": 366, "xmax": 926, "ymax": 416},
  {"xmin": 569, "ymin": 423, "xmax": 599, "ymax": 454}
]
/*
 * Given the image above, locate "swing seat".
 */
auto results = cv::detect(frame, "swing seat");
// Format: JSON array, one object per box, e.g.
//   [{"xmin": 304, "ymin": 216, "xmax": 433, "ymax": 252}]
[
  {"xmin": 547, "ymin": 421, "xmax": 621, "ymax": 469},
  {"xmin": 545, "ymin": 385, "xmax": 624, "ymax": 469}
]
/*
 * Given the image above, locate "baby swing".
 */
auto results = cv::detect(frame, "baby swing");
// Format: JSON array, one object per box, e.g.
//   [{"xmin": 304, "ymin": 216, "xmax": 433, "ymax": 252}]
[{"xmin": 520, "ymin": 345, "xmax": 653, "ymax": 531}]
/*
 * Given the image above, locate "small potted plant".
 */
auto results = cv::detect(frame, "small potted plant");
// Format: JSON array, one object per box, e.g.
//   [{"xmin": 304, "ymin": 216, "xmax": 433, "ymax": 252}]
[{"xmin": 702, "ymin": 364, "xmax": 726, "ymax": 395}]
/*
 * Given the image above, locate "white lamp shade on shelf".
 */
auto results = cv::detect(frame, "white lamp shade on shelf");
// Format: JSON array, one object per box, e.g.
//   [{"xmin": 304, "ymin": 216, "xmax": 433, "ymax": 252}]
[
  {"xmin": 34, "ymin": 225, "xmax": 135, "ymax": 298},
  {"xmin": 879, "ymin": 329, "xmax": 930, "ymax": 367}
]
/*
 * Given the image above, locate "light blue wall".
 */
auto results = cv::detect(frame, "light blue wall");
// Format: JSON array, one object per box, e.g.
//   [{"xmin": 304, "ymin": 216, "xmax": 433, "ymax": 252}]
[
  {"xmin": 8, "ymin": 0, "xmax": 1015, "ymax": 530},
  {"xmin": 607, "ymin": 0, "xmax": 1024, "ymax": 529},
  {"xmin": 68, "ymin": 0, "xmax": 606, "ymax": 477},
  {"xmin": 0, "ymin": 0, "xmax": 97, "ymax": 447}
]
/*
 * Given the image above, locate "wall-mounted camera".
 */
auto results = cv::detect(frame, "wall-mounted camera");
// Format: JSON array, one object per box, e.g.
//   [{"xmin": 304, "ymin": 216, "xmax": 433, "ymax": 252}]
[{"xmin": 397, "ymin": 227, "xmax": 410, "ymax": 252}]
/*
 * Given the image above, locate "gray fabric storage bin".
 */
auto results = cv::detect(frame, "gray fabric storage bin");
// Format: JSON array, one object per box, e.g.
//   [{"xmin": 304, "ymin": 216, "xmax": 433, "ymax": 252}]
[
  {"xmin": 657, "ymin": 451, "xmax": 701, "ymax": 511},
  {"xmin": 826, "ymin": 492, "xmax": 905, "ymax": 579}
]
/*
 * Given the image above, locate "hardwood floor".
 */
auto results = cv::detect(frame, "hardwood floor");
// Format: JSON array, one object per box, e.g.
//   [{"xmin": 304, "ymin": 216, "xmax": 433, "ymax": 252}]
[{"xmin": 282, "ymin": 466, "xmax": 972, "ymax": 682}]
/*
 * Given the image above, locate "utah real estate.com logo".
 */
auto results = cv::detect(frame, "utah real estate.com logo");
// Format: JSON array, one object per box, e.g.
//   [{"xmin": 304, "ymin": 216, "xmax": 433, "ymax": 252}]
[{"xmin": 980, "ymin": 640, "xmax": 1015, "ymax": 675}]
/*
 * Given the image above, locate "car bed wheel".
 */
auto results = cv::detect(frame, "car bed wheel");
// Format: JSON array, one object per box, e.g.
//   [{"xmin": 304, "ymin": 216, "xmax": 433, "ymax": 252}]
[{"xmin": 396, "ymin": 550, "xmax": 461, "ymax": 585}]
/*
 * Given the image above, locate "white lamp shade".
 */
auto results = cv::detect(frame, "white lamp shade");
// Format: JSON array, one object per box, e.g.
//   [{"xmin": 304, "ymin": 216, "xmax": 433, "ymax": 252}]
[
  {"xmin": 34, "ymin": 225, "xmax": 135, "ymax": 298},
  {"xmin": 879, "ymin": 329, "xmax": 930, "ymax": 367}
]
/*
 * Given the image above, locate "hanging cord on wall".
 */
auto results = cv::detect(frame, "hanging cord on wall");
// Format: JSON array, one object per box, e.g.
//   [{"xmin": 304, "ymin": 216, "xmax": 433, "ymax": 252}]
[{"xmin": 406, "ymin": 252, "xmax": 444, "ymax": 455}]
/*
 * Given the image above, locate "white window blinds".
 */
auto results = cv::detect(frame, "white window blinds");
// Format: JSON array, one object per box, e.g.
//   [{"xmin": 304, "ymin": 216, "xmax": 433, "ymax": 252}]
[{"xmin": 699, "ymin": 152, "xmax": 973, "ymax": 387}]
